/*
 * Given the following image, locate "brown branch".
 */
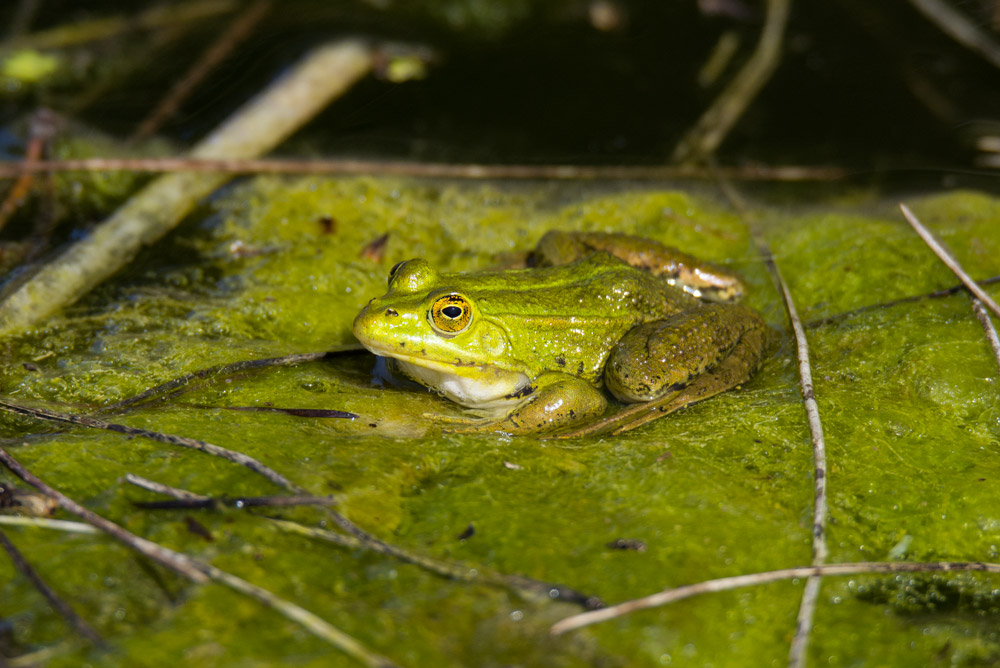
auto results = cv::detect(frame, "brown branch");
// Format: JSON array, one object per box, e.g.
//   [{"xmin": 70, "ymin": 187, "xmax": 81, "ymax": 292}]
[
  {"xmin": 0, "ymin": 528, "xmax": 104, "ymax": 646},
  {"xmin": 0, "ymin": 157, "xmax": 849, "ymax": 182}
]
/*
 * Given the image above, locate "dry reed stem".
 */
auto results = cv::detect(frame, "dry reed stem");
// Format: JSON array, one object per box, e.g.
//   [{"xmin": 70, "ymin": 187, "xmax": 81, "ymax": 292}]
[
  {"xmin": 551, "ymin": 560, "xmax": 1000, "ymax": 635},
  {"xmin": 0, "ymin": 158, "xmax": 848, "ymax": 182}
]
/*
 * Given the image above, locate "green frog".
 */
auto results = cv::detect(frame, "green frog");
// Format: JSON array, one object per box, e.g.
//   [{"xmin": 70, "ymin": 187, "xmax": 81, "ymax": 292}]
[{"xmin": 352, "ymin": 231, "xmax": 768, "ymax": 435}]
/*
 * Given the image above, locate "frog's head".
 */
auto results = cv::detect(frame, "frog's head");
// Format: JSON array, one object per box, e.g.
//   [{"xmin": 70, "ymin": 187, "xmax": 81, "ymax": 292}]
[{"xmin": 352, "ymin": 259, "xmax": 528, "ymax": 406}]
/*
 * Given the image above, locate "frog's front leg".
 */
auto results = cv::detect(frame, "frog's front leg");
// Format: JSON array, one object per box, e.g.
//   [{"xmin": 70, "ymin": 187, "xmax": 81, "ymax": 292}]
[
  {"xmin": 442, "ymin": 372, "xmax": 607, "ymax": 435},
  {"xmin": 604, "ymin": 302, "xmax": 767, "ymax": 406}
]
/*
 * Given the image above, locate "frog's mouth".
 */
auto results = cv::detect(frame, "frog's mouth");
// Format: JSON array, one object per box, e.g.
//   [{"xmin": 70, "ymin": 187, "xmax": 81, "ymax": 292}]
[{"xmin": 358, "ymin": 341, "xmax": 529, "ymax": 408}]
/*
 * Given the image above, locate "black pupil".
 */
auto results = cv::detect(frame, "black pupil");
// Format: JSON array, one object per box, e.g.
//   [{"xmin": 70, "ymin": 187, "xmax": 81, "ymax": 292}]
[
  {"xmin": 442, "ymin": 306, "xmax": 463, "ymax": 318},
  {"xmin": 389, "ymin": 261, "xmax": 405, "ymax": 277}
]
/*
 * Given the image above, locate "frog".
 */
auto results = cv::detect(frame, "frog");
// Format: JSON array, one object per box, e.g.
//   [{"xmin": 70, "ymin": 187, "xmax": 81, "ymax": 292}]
[{"xmin": 352, "ymin": 231, "xmax": 768, "ymax": 435}]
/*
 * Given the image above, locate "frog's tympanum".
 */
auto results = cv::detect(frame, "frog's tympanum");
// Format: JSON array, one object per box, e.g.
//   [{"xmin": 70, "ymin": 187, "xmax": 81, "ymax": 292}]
[{"xmin": 353, "ymin": 231, "xmax": 768, "ymax": 435}]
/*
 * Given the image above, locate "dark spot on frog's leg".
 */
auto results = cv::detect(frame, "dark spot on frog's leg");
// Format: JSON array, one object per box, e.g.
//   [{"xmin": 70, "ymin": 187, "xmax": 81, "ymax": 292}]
[
  {"xmin": 555, "ymin": 356, "xmax": 566, "ymax": 367},
  {"xmin": 399, "ymin": 341, "xmax": 406, "ymax": 347},
  {"xmin": 577, "ymin": 361, "xmax": 584, "ymax": 375},
  {"xmin": 385, "ymin": 308, "xmax": 398, "ymax": 317}
]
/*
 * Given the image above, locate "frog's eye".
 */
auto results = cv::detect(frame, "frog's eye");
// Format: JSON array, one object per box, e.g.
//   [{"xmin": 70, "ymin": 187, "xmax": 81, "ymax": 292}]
[
  {"xmin": 429, "ymin": 294, "xmax": 472, "ymax": 335},
  {"xmin": 387, "ymin": 260, "xmax": 406, "ymax": 285}
]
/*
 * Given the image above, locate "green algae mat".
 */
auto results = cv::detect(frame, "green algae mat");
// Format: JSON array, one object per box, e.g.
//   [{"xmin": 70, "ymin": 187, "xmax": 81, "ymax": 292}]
[{"xmin": 2, "ymin": 178, "xmax": 1000, "ymax": 666}]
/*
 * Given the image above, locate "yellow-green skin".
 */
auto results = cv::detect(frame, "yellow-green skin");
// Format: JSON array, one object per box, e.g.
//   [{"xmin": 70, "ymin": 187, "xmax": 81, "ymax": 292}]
[{"xmin": 353, "ymin": 232, "xmax": 767, "ymax": 434}]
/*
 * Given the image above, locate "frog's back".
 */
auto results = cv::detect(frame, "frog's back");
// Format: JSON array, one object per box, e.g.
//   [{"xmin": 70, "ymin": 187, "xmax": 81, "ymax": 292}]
[{"xmin": 448, "ymin": 253, "xmax": 692, "ymax": 383}]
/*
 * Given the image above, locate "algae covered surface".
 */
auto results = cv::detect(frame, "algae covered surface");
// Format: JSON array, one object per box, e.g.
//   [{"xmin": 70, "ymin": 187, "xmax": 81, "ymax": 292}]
[{"xmin": 2, "ymin": 178, "xmax": 1000, "ymax": 667}]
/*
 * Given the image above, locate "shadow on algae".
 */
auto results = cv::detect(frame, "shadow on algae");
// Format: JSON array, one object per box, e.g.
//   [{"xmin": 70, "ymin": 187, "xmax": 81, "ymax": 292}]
[{"xmin": 2, "ymin": 177, "xmax": 1000, "ymax": 667}]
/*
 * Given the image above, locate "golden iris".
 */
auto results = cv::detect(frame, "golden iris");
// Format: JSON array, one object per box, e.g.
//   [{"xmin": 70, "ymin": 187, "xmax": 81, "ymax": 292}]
[{"xmin": 429, "ymin": 294, "xmax": 472, "ymax": 334}]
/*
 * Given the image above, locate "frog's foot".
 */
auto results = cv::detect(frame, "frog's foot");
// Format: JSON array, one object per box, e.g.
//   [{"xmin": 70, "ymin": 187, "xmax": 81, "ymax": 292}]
[
  {"xmin": 532, "ymin": 230, "xmax": 744, "ymax": 302},
  {"xmin": 557, "ymin": 303, "xmax": 768, "ymax": 438},
  {"xmin": 431, "ymin": 373, "xmax": 607, "ymax": 435}
]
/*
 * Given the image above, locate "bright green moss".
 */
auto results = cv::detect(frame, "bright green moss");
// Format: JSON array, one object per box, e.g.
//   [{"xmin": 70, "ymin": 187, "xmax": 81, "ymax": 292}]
[{"xmin": 2, "ymin": 182, "xmax": 1000, "ymax": 666}]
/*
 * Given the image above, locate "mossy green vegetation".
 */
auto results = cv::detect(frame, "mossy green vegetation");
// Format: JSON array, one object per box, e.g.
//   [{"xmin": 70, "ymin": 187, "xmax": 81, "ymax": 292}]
[{"xmin": 1, "ymin": 179, "xmax": 999, "ymax": 666}]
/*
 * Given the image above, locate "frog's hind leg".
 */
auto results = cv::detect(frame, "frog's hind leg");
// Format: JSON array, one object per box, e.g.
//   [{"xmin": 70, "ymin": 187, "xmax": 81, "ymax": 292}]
[
  {"xmin": 532, "ymin": 230, "xmax": 744, "ymax": 302},
  {"xmin": 558, "ymin": 303, "xmax": 767, "ymax": 438}
]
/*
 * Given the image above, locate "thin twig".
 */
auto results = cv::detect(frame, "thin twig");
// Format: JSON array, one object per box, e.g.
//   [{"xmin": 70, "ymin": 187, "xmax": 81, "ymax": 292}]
[
  {"xmin": 550, "ymin": 560, "xmax": 1000, "ymax": 635},
  {"xmin": 774, "ymin": 267, "xmax": 828, "ymax": 668},
  {"xmin": 713, "ymin": 171, "xmax": 828, "ymax": 668},
  {"xmin": 971, "ymin": 298, "xmax": 1000, "ymax": 375},
  {"xmin": 0, "ymin": 447, "xmax": 399, "ymax": 668},
  {"xmin": 907, "ymin": 0, "xmax": 1000, "ymax": 71},
  {"xmin": 0, "ymin": 528, "xmax": 104, "ymax": 646},
  {"xmin": 0, "ymin": 158, "xmax": 849, "ymax": 182},
  {"xmin": 900, "ymin": 203, "xmax": 1000, "ymax": 319},
  {"xmin": 672, "ymin": 0, "xmax": 790, "ymax": 162},
  {"xmin": 130, "ymin": 0, "xmax": 274, "ymax": 142},
  {"xmin": 0, "ymin": 399, "xmax": 296, "ymax": 490},
  {"xmin": 0, "ymin": 516, "xmax": 100, "ymax": 533}
]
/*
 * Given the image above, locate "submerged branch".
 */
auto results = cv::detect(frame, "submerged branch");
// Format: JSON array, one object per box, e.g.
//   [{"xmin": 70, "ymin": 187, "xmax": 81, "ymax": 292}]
[
  {"xmin": 124, "ymin": 474, "xmax": 601, "ymax": 609},
  {"xmin": 0, "ymin": 528, "xmax": 104, "ymax": 646},
  {"xmin": 0, "ymin": 447, "xmax": 399, "ymax": 668},
  {"xmin": 0, "ymin": 398, "xmax": 296, "ymax": 490}
]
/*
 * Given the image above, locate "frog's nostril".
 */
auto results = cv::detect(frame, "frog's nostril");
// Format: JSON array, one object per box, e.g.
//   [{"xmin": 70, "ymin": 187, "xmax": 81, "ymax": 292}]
[{"xmin": 385, "ymin": 308, "xmax": 399, "ymax": 317}]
